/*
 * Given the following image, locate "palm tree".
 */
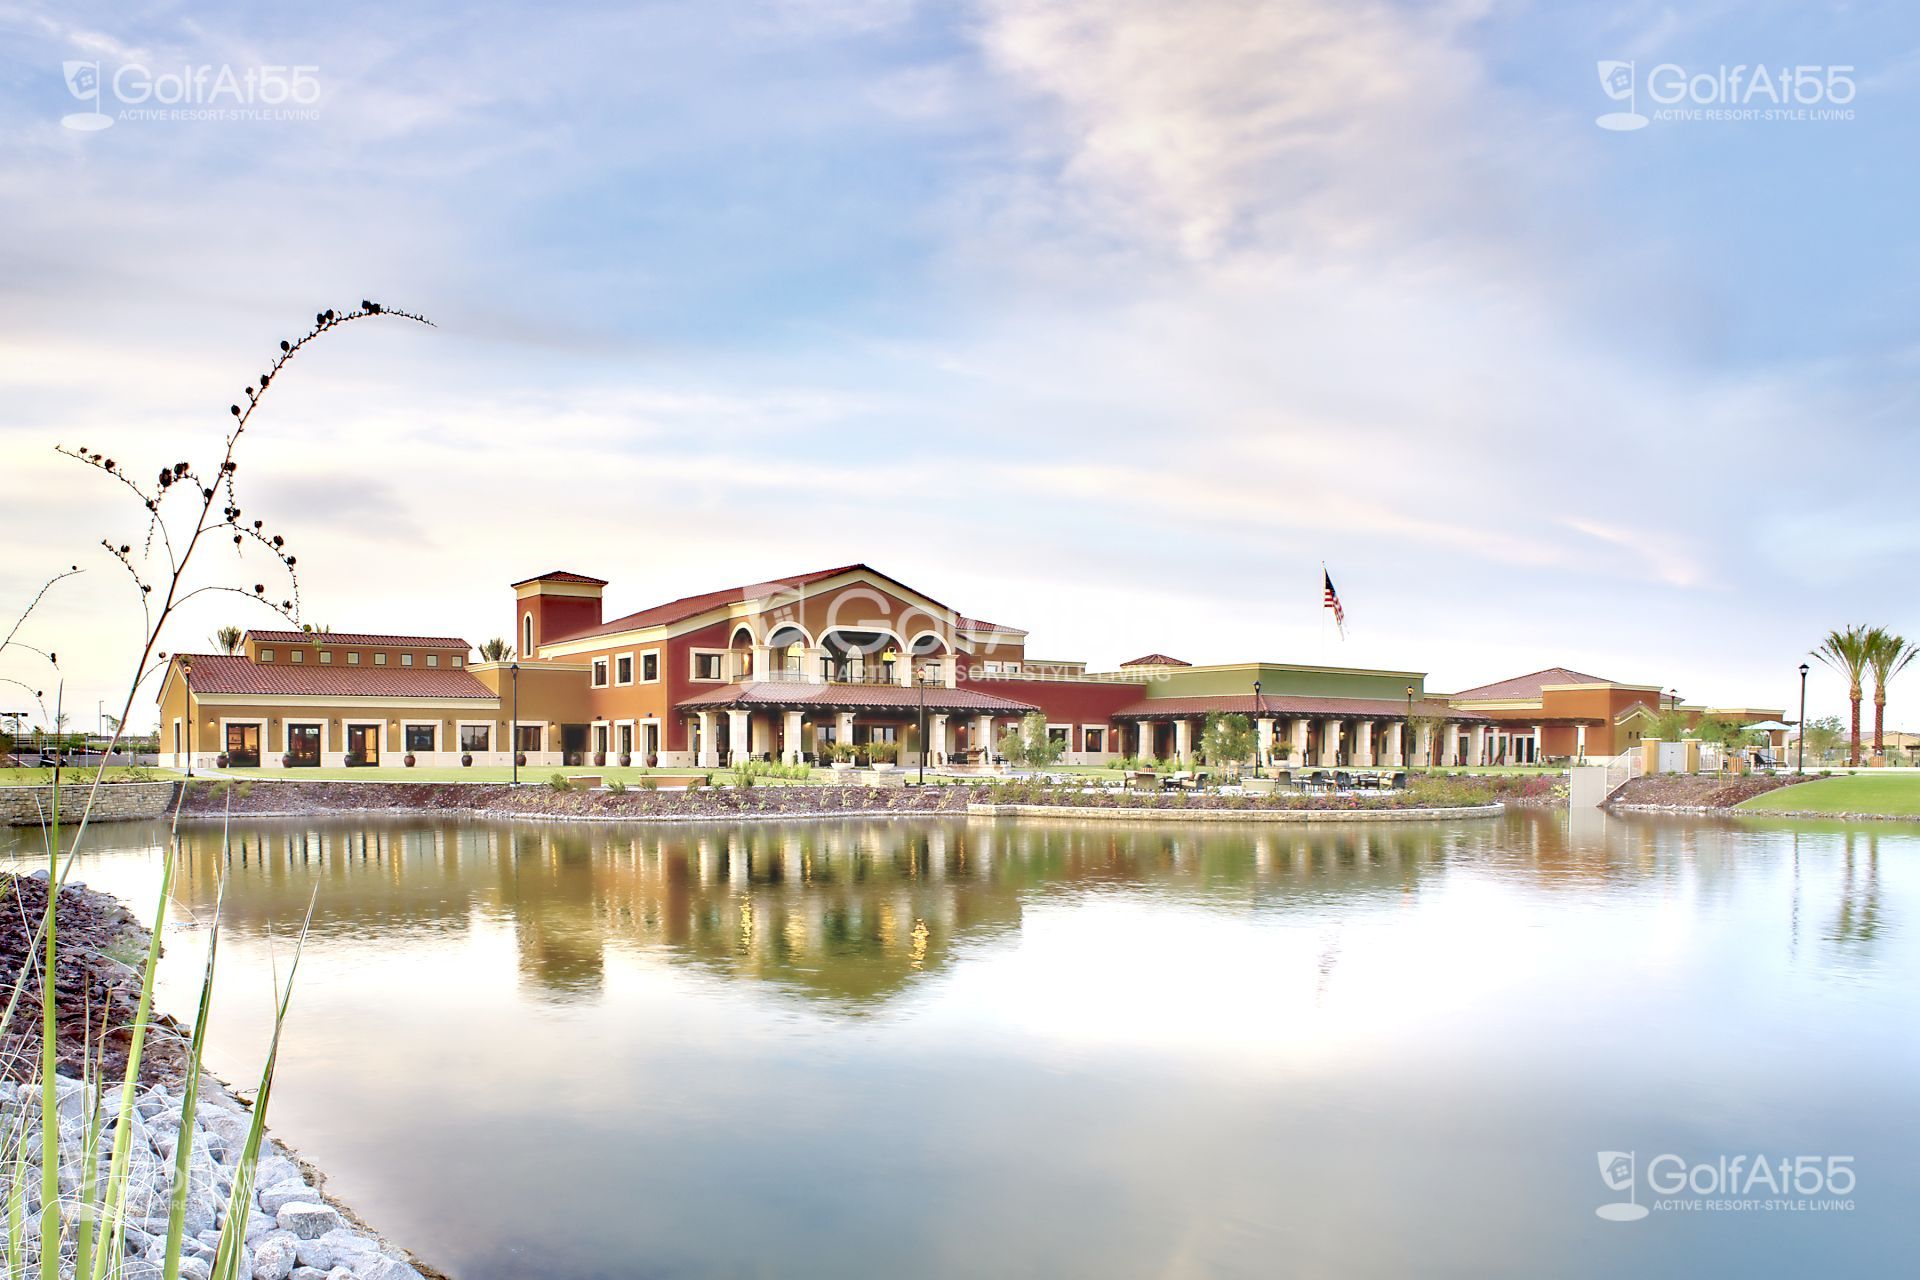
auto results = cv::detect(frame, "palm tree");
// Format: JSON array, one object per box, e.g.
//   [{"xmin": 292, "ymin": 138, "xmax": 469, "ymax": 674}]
[
  {"xmin": 211, "ymin": 625, "xmax": 244, "ymax": 654},
  {"xmin": 479, "ymin": 637, "xmax": 515, "ymax": 661},
  {"xmin": 1814, "ymin": 625, "xmax": 1873, "ymax": 766},
  {"xmin": 1864, "ymin": 627, "xmax": 1918, "ymax": 762}
]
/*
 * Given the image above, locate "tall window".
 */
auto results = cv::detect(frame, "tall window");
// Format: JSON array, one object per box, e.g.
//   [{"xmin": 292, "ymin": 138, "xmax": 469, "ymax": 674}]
[
  {"xmin": 641, "ymin": 652, "xmax": 658, "ymax": 682},
  {"xmin": 592, "ymin": 658, "xmax": 609, "ymax": 687},
  {"xmin": 616, "ymin": 655, "xmax": 632, "ymax": 684},
  {"xmin": 460, "ymin": 724, "xmax": 490, "ymax": 752},
  {"xmin": 523, "ymin": 613, "xmax": 534, "ymax": 655}
]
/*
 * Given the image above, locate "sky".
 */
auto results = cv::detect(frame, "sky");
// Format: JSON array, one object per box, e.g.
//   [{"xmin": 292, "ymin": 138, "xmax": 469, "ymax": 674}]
[{"xmin": 1, "ymin": 0, "xmax": 1917, "ymax": 733}]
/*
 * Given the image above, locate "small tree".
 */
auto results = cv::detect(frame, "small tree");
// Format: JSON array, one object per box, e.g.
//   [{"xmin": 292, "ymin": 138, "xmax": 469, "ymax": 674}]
[
  {"xmin": 1200, "ymin": 712, "xmax": 1255, "ymax": 774},
  {"xmin": 1801, "ymin": 715, "xmax": 1843, "ymax": 764},
  {"xmin": 211, "ymin": 624, "xmax": 244, "ymax": 654},
  {"xmin": 997, "ymin": 711, "xmax": 1064, "ymax": 768},
  {"xmin": 479, "ymin": 636, "xmax": 515, "ymax": 661}
]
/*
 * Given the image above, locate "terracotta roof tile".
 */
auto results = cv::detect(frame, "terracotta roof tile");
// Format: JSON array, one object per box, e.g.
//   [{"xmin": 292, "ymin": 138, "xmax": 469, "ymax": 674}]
[
  {"xmin": 244, "ymin": 630, "xmax": 469, "ymax": 650},
  {"xmin": 510, "ymin": 570, "xmax": 609, "ymax": 587},
  {"xmin": 956, "ymin": 615, "xmax": 1027, "ymax": 634},
  {"xmin": 1451, "ymin": 667, "xmax": 1614, "ymax": 701},
  {"xmin": 178, "ymin": 654, "xmax": 495, "ymax": 699},
  {"xmin": 1120, "ymin": 654, "xmax": 1191, "ymax": 667}
]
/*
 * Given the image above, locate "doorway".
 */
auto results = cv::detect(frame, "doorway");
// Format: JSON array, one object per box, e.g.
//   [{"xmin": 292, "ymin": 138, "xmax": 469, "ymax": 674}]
[
  {"xmin": 346, "ymin": 723, "xmax": 380, "ymax": 766},
  {"xmin": 287, "ymin": 724, "xmax": 321, "ymax": 767},
  {"xmin": 224, "ymin": 722, "xmax": 261, "ymax": 768}
]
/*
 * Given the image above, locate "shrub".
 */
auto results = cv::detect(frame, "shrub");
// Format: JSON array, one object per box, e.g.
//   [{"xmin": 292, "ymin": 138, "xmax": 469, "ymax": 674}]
[
  {"xmin": 639, "ymin": 776, "xmax": 660, "ymax": 790},
  {"xmin": 868, "ymin": 741, "xmax": 899, "ymax": 765},
  {"xmin": 547, "ymin": 773, "xmax": 573, "ymax": 792},
  {"xmin": 606, "ymin": 779, "xmax": 628, "ymax": 795}
]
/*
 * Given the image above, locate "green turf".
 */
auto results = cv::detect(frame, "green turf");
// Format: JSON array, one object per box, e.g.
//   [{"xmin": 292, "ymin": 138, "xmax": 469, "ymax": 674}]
[
  {"xmin": 1735, "ymin": 773, "xmax": 1920, "ymax": 817},
  {"xmin": 0, "ymin": 767, "xmax": 180, "ymax": 785}
]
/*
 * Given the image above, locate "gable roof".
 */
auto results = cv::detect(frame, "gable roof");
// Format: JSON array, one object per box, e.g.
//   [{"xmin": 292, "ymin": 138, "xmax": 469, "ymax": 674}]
[
  {"xmin": 1120, "ymin": 654, "xmax": 1191, "ymax": 667},
  {"xmin": 244, "ymin": 630, "xmax": 470, "ymax": 650},
  {"xmin": 956, "ymin": 615, "xmax": 1027, "ymax": 635},
  {"xmin": 176, "ymin": 653, "xmax": 495, "ymax": 699},
  {"xmin": 677, "ymin": 681, "xmax": 1037, "ymax": 714},
  {"xmin": 560, "ymin": 564, "xmax": 1003, "ymax": 644},
  {"xmin": 1451, "ymin": 667, "xmax": 1613, "ymax": 701}
]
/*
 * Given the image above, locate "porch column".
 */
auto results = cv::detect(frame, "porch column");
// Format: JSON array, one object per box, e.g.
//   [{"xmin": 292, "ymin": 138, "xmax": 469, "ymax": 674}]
[
  {"xmin": 976, "ymin": 714, "xmax": 995, "ymax": 762},
  {"xmin": 697, "ymin": 711, "xmax": 718, "ymax": 768},
  {"xmin": 728, "ymin": 709, "xmax": 750, "ymax": 765},
  {"xmin": 1470, "ymin": 724, "xmax": 1489, "ymax": 766},
  {"xmin": 1320, "ymin": 721, "xmax": 1340, "ymax": 767},
  {"xmin": 1173, "ymin": 718, "xmax": 1192, "ymax": 763},
  {"xmin": 1291, "ymin": 717, "xmax": 1309, "ymax": 764},
  {"xmin": 1256, "ymin": 718, "xmax": 1275, "ymax": 767},
  {"xmin": 1137, "ymin": 721, "xmax": 1154, "ymax": 759},
  {"xmin": 930, "ymin": 714, "xmax": 949, "ymax": 765},
  {"xmin": 1356, "ymin": 720, "xmax": 1375, "ymax": 767},
  {"xmin": 838, "ymin": 710, "xmax": 857, "ymax": 748},
  {"xmin": 1575, "ymin": 723, "xmax": 1587, "ymax": 760},
  {"xmin": 896, "ymin": 655, "xmax": 913, "ymax": 687},
  {"xmin": 784, "ymin": 710, "xmax": 804, "ymax": 764},
  {"xmin": 1387, "ymin": 721, "xmax": 1404, "ymax": 767},
  {"xmin": 1534, "ymin": 723, "xmax": 1546, "ymax": 763}
]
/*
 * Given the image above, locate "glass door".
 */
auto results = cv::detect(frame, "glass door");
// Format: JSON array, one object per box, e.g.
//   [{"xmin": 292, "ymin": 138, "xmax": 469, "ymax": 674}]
[
  {"xmin": 346, "ymin": 723, "xmax": 380, "ymax": 766},
  {"xmin": 288, "ymin": 724, "xmax": 321, "ymax": 767},
  {"xmin": 225, "ymin": 722, "xmax": 260, "ymax": 768}
]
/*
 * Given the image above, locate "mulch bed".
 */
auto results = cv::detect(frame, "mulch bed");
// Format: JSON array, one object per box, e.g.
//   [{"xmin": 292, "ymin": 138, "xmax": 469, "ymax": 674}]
[
  {"xmin": 0, "ymin": 871, "xmax": 188, "ymax": 1085},
  {"xmin": 1608, "ymin": 775, "xmax": 1798, "ymax": 810},
  {"xmin": 181, "ymin": 780, "xmax": 974, "ymax": 820}
]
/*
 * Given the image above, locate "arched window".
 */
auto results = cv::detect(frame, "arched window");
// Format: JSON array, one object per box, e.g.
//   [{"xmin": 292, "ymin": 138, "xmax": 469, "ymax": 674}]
[{"xmin": 523, "ymin": 613, "xmax": 534, "ymax": 656}]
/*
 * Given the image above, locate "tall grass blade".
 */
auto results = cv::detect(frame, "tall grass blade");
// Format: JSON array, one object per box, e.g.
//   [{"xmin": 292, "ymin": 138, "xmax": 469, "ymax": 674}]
[
  {"xmin": 37, "ymin": 759, "xmax": 60, "ymax": 1280},
  {"xmin": 163, "ymin": 866, "xmax": 227, "ymax": 1279},
  {"xmin": 209, "ymin": 887, "xmax": 317, "ymax": 1280}
]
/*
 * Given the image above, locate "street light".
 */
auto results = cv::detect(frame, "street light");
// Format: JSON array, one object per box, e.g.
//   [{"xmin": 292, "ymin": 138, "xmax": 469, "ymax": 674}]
[
  {"xmin": 1252, "ymin": 679, "xmax": 1263, "ymax": 771},
  {"xmin": 1797, "ymin": 662, "xmax": 1810, "ymax": 775},
  {"xmin": 1405, "ymin": 685, "xmax": 1415, "ymax": 768},
  {"xmin": 182, "ymin": 657, "xmax": 194, "ymax": 779},
  {"xmin": 510, "ymin": 660, "xmax": 520, "ymax": 786}
]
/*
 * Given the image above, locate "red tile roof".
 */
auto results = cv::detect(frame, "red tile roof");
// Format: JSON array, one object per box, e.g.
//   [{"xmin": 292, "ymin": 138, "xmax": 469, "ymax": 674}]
[
  {"xmin": 178, "ymin": 654, "xmax": 496, "ymax": 699},
  {"xmin": 1120, "ymin": 654, "xmax": 1191, "ymax": 667},
  {"xmin": 244, "ymin": 630, "xmax": 470, "ymax": 650},
  {"xmin": 956, "ymin": 615, "xmax": 1027, "ymax": 635},
  {"xmin": 676, "ymin": 681, "xmax": 1036, "ymax": 714},
  {"xmin": 1451, "ymin": 667, "xmax": 1614, "ymax": 701},
  {"xmin": 511, "ymin": 570, "xmax": 608, "ymax": 587},
  {"xmin": 1112, "ymin": 694, "xmax": 1487, "ymax": 722}
]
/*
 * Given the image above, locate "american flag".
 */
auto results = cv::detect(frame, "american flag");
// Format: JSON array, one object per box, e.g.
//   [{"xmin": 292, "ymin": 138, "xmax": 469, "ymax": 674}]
[{"xmin": 1323, "ymin": 569, "xmax": 1345, "ymax": 635}]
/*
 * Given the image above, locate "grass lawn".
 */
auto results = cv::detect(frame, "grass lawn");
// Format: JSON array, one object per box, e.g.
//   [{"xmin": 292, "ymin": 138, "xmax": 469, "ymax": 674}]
[
  {"xmin": 0, "ymin": 767, "xmax": 180, "ymax": 785},
  {"xmin": 1735, "ymin": 773, "xmax": 1920, "ymax": 817}
]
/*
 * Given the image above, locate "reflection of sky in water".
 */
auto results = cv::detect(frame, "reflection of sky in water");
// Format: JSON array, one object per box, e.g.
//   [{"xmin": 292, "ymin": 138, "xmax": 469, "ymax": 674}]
[{"xmin": 6, "ymin": 812, "xmax": 1917, "ymax": 1279}]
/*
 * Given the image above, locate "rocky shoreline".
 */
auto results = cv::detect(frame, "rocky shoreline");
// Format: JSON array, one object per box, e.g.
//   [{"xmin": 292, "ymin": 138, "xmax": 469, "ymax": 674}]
[
  {"xmin": 1605, "ymin": 774, "xmax": 1798, "ymax": 814},
  {"xmin": 0, "ymin": 873, "xmax": 434, "ymax": 1280}
]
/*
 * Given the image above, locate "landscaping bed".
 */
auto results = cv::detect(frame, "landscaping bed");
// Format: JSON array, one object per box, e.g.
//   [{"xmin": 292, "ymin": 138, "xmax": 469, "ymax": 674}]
[
  {"xmin": 0, "ymin": 871, "xmax": 188, "ymax": 1086},
  {"xmin": 181, "ymin": 779, "xmax": 974, "ymax": 821},
  {"xmin": 1608, "ymin": 774, "xmax": 1799, "ymax": 812}
]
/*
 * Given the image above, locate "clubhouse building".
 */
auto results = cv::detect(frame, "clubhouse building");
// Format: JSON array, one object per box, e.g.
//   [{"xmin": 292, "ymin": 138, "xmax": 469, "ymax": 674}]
[{"xmin": 154, "ymin": 564, "xmax": 1780, "ymax": 772}]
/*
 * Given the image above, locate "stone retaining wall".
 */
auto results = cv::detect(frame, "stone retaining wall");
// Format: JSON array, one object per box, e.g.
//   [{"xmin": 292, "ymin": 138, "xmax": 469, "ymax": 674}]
[
  {"xmin": 967, "ymin": 802, "xmax": 1506, "ymax": 823},
  {"xmin": 0, "ymin": 780, "xmax": 179, "ymax": 827}
]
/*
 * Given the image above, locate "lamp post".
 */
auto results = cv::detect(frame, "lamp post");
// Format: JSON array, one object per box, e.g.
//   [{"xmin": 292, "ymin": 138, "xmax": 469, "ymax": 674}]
[
  {"xmin": 510, "ymin": 660, "xmax": 520, "ymax": 786},
  {"xmin": 917, "ymin": 673, "xmax": 928, "ymax": 786},
  {"xmin": 182, "ymin": 657, "xmax": 194, "ymax": 779},
  {"xmin": 1253, "ymin": 679, "xmax": 1263, "ymax": 771},
  {"xmin": 1797, "ymin": 662, "xmax": 1809, "ymax": 775},
  {"xmin": 1406, "ymin": 685, "xmax": 1415, "ymax": 768}
]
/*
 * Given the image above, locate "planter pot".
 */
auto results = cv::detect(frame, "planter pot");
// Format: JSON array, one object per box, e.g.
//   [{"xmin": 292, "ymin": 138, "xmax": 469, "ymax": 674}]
[
  {"xmin": 404, "ymin": 753, "xmax": 417, "ymax": 768},
  {"xmin": 831, "ymin": 761, "xmax": 855, "ymax": 771},
  {"xmin": 618, "ymin": 753, "xmax": 632, "ymax": 768},
  {"xmin": 515, "ymin": 752, "xmax": 527, "ymax": 767},
  {"xmin": 461, "ymin": 753, "xmax": 474, "ymax": 768},
  {"xmin": 280, "ymin": 754, "xmax": 293, "ymax": 768},
  {"xmin": 215, "ymin": 753, "xmax": 230, "ymax": 769},
  {"xmin": 872, "ymin": 762, "xmax": 896, "ymax": 771},
  {"xmin": 647, "ymin": 754, "xmax": 660, "ymax": 768},
  {"xmin": 594, "ymin": 752, "xmax": 607, "ymax": 767}
]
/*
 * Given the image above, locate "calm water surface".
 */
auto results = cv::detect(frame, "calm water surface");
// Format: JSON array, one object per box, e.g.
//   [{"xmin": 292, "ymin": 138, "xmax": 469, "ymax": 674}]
[{"xmin": 5, "ymin": 810, "xmax": 1916, "ymax": 1278}]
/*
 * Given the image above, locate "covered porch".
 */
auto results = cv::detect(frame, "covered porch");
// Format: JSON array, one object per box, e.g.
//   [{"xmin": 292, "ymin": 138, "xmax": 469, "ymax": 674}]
[
  {"xmin": 1113, "ymin": 695, "xmax": 1495, "ymax": 768},
  {"xmin": 676, "ymin": 682, "xmax": 1036, "ymax": 769}
]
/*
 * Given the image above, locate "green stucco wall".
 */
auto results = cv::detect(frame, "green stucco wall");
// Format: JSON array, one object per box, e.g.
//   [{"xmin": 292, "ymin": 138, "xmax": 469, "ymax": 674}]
[{"xmin": 1144, "ymin": 664, "xmax": 1425, "ymax": 702}]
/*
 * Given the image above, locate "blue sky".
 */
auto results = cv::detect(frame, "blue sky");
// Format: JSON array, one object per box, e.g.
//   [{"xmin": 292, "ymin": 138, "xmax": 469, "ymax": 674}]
[{"xmin": 2, "ymin": 0, "xmax": 1917, "ymax": 730}]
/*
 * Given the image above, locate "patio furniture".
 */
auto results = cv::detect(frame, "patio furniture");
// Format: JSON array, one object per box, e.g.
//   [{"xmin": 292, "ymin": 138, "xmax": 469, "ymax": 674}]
[
  {"xmin": 1161, "ymin": 770, "xmax": 1194, "ymax": 792},
  {"xmin": 1388, "ymin": 771, "xmax": 1408, "ymax": 790},
  {"xmin": 1129, "ymin": 769, "xmax": 1159, "ymax": 791},
  {"xmin": 1333, "ymin": 770, "xmax": 1353, "ymax": 791}
]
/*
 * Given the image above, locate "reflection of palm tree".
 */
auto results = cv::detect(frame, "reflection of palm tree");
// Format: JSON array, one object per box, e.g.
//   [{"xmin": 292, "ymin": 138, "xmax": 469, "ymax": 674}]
[{"xmin": 1827, "ymin": 832, "xmax": 1883, "ymax": 954}]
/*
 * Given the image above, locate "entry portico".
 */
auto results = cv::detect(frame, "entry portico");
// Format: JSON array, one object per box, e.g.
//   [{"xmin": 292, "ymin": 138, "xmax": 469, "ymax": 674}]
[
  {"xmin": 1112, "ymin": 694, "xmax": 1491, "ymax": 768},
  {"xmin": 677, "ymin": 681, "xmax": 1036, "ymax": 767}
]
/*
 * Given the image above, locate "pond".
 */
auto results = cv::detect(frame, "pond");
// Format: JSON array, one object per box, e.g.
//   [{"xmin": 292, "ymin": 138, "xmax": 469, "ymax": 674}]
[{"xmin": 4, "ymin": 810, "xmax": 1915, "ymax": 1277}]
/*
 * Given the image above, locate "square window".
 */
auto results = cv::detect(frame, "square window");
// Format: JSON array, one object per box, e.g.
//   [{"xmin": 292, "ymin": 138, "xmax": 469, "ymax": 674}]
[
  {"xmin": 290, "ymin": 649, "xmax": 303, "ymax": 663},
  {"xmin": 260, "ymin": 649, "xmax": 274, "ymax": 662},
  {"xmin": 459, "ymin": 724, "xmax": 490, "ymax": 752},
  {"xmin": 374, "ymin": 653, "xmax": 387, "ymax": 666},
  {"xmin": 427, "ymin": 655, "xmax": 439, "ymax": 668},
  {"xmin": 405, "ymin": 724, "xmax": 435, "ymax": 753},
  {"xmin": 452, "ymin": 656, "xmax": 463, "ymax": 668},
  {"xmin": 695, "ymin": 652, "xmax": 723, "ymax": 680},
  {"xmin": 401, "ymin": 654, "xmax": 413, "ymax": 667},
  {"xmin": 348, "ymin": 652, "xmax": 360, "ymax": 665},
  {"xmin": 319, "ymin": 651, "xmax": 332, "ymax": 664}
]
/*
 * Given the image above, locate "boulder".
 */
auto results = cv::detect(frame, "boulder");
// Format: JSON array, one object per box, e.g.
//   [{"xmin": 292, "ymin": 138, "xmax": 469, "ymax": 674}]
[
  {"xmin": 260, "ymin": 1180, "xmax": 317, "ymax": 1215},
  {"xmin": 251, "ymin": 1233, "xmax": 298, "ymax": 1280},
  {"xmin": 276, "ymin": 1202, "xmax": 344, "ymax": 1240}
]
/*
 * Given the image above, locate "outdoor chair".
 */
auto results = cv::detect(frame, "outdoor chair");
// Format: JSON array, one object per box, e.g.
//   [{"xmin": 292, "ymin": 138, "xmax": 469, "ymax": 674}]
[
  {"xmin": 1333, "ymin": 770, "xmax": 1353, "ymax": 791},
  {"xmin": 1389, "ymin": 771, "xmax": 1408, "ymax": 790}
]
